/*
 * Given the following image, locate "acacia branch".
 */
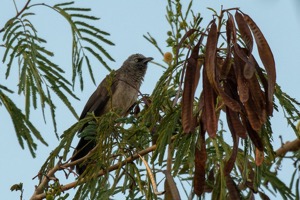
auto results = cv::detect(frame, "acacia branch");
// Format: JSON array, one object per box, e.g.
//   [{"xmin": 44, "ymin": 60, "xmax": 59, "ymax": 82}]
[
  {"xmin": 30, "ymin": 137, "xmax": 300, "ymax": 200},
  {"xmin": 30, "ymin": 158, "xmax": 62, "ymax": 200},
  {"xmin": 30, "ymin": 144, "xmax": 157, "ymax": 200},
  {"xmin": 275, "ymin": 138, "xmax": 300, "ymax": 157},
  {"xmin": 0, "ymin": 0, "xmax": 31, "ymax": 33}
]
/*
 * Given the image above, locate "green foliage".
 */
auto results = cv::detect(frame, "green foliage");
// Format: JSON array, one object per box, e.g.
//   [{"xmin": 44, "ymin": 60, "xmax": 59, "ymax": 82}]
[
  {"xmin": 0, "ymin": 89, "xmax": 47, "ymax": 157},
  {"xmin": 45, "ymin": 180, "xmax": 70, "ymax": 200},
  {"xmin": 275, "ymin": 84, "xmax": 300, "ymax": 137},
  {"xmin": 0, "ymin": 1, "xmax": 114, "ymax": 155},
  {"xmin": 37, "ymin": 0, "xmax": 299, "ymax": 199},
  {"xmin": 2, "ymin": 1, "xmax": 299, "ymax": 199},
  {"xmin": 52, "ymin": 1, "xmax": 115, "ymax": 89},
  {"xmin": 38, "ymin": 108, "xmax": 153, "ymax": 199}
]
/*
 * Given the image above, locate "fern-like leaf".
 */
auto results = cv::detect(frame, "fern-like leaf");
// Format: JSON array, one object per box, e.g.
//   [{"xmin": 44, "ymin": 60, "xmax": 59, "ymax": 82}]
[{"xmin": 53, "ymin": 2, "xmax": 114, "ymax": 89}]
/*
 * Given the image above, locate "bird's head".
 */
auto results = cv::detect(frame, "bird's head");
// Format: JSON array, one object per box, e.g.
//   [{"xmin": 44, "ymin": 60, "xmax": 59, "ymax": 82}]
[
  {"xmin": 124, "ymin": 53, "xmax": 153, "ymax": 70},
  {"xmin": 120, "ymin": 54, "xmax": 153, "ymax": 83}
]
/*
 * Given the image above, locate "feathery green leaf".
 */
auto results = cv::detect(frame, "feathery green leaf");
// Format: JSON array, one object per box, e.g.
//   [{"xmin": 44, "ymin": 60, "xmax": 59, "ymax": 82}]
[
  {"xmin": 78, "ymin": 28, "xmax": 115, "ymax": 46},
  {"xmin": 82, "ymin": 37, "xmax": 114, "ymax": 61},
  {"xmin": 85, "ymin": 56, "xmax": 96, "ymax": 85},
  {"xmin": 70, "ymin": 14, "xmax": 99, "ymax": 20},
  {"xmin": 54, "ymin": 1, "xmax": 75, "ymax": 8},
  {"xmin": 84, "ymin": 47, "xmax": 111, "ymax": 71},
  {"xmin": 75, "ymin": 21, "xmax": 110, "ymax": 35},
  {"xmin": 63, "ymin": 7, "xmax": 91, "ymax": 12}
]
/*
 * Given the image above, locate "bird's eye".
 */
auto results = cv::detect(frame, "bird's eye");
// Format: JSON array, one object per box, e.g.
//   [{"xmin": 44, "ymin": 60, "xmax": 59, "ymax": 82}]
[{"xmin": 134, "ymin": 58, "xmax": 139, "ymax": 63}]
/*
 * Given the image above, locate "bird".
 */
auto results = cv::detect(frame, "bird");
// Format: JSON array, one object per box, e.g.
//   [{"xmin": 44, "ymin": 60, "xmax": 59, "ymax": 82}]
[{"xmin": 71, "ymin": 53, "xmax": 153, "ymax": 175}]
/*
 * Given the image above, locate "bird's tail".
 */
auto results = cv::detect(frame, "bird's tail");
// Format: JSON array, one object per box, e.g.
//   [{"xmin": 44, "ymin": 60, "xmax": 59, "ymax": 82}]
[{"xmin": 71, "ymin": 138, "xmax": 96, "ymax": 175}]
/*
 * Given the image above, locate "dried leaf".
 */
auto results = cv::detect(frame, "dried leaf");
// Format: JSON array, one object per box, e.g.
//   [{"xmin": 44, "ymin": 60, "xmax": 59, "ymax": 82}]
[
  {"xmin": 226, "ymin": 16, "xmax": 233, "ymax": 43},
  {"xmin": 244, "ymin": 14, "xmax": 276, "ymax": 115},
  {"xmin": 205, "ymin": 20, "xmax": 218, "ymax": 90},
  {"xmin": 228, "ymin": 13, "xmax": 250, "ymax": 64},
  {"xmin": 227, "ymin": 13, "xmax": 236, "ymax": 42},
  {"xmin": 139, "ymin": 154, "xmax": 165, "ymax": 195},
  {"xmin": 176, "ymin": 29, "xmax": 197, "ymax": 58},
  {"xmin": 247, "ymin": 64, "xmax": 267, "ymax": 124},
  {"xmin": 133, "ymin": 104, "xmax": 140, "ymax": 116},
  {"xmin": 255, "ymin": 63, "xmax": 272, "ymax": 115},
  {"xmin": 182, "ymin": 41, "xmax": 202, "ymax": 133},
  {"xmin": 203, "ymin": 67, "xmax": 218, "ymax": 138},
  {"xmin": 244, "ymin": 97, "xmax": 262, "ymax": 131},
  {"xmin": 217, "ymin": 84, "xmax": 241, "ymax": 112},
  {"xmin": 242, "ymin": 117, "xmax": 264, "ymax": 151},
  {"xmin": 220, "ymin": 53, "xmax": 232, "ymax": 80},
  {"xmin": 259, "ymin": 191, "xmax": 271, "ymax": 200},
  {"xmin": 235, "ymin": 11, "xmax": 253, "ymax": 53},
  {"xmin": 194, "ymin": 129, "xmax": 207, "ymax": 196},
  {"xmin": 198, "ymin": 92, "xmax": 205, "ymax": 114},
  {"xmin": 242, "ymin": 51, "xmax": 255, "ymax": 80},
  {"xmin": 248, "ymin": 191, "xmax": 255, "ymax": 200},
  {"xmin": 225, "ymin": 175, "xmax": 241, "ymax": 200},
  {"xmin": 234, "ymin": 49, "xmax": 249, "ymax": 103},
  {"xmin": 239, "ymin": 47, "xmax": 256, "ymax": 80},
  {"xmin": 207, "ymin": 167, "xmax": 215, "ymax": 188},
  {"xmin": 255, "ymin": 148, "xmax": 264, "ymax": 166},
  {"xmin": 216, "ymin": 68, "xmax": 241, "ymax": 112},
  {"xmin": 221, "ymin": 19, "xmax": 233, "ymax": 78},
  {"xmin": 224, "ymin": 69, "xmax": 239, "ymax": 99},
  {"xmin": 226, "ymin": 106, "xmax": 247, "ymax": 138},
  {"xmin": 225, "ymin": 109, "xmax": 240, "ymax": 175},
  {"xmin": 237, "ymin": 161, "xmax": 255, "ymax": 191}
]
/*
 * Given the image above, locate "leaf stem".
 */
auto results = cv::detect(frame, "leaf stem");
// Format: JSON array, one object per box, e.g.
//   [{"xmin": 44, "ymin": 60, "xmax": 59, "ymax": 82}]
[{"xmin": 0, "ymin": 0, "xmax": 31, "ymax": 33}]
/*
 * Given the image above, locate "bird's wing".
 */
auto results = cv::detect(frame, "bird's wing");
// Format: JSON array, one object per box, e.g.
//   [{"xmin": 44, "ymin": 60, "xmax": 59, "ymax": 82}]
[{"xmin": 79, "ymin": 71, "xmax": 119, "ymax": 120}]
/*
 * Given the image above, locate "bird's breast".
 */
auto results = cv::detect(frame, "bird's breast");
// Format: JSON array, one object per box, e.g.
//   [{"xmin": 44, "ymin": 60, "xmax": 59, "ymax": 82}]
[{"xmin": 105, "ymin": 81, "xmax": 139, "ymax": 115}]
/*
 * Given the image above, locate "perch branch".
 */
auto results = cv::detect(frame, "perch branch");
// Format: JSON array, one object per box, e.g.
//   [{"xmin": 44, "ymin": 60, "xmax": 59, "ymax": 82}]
[
  {"xmin": 30, "ymin": 137, "xmax": 300, "ymax": 200},
  {"xmin": 275, "ymin": 138, "xmax": 300, "ymax": 157},
  {"xmin": 30, "ymin": 144, "xmax": 157, "ymax": 200}
]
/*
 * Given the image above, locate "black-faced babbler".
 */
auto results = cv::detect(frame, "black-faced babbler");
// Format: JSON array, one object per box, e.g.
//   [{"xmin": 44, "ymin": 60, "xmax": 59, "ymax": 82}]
[{"xmin": 71, "ymin": 54, "xmax": 153, "ymax": 175}]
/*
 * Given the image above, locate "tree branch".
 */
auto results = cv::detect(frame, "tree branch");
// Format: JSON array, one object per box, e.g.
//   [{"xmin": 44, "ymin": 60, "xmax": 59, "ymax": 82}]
[
  {"xmin": 0, "ymin": 0, "xmax": 31, "ymax": 33},
  {"xmin": 30, "ymin": 137, "xmax": 300, "ymax": 200},
  {"xmin": 30, "ymin": 144, "xmax": 157, "ymax": 200},
  {"xmin": 30, "ymin": 158, "xmax": 62, "ymax": 200},
  {"xmin": 275, "ymin": 138, "xmax": 300, "ymax": 157}
]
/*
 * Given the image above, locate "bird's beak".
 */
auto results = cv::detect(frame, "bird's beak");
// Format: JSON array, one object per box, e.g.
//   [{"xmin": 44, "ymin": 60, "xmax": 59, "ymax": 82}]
[{"xmin": 143, "ymin": 57, "xmax": 153, "ymax": 64}]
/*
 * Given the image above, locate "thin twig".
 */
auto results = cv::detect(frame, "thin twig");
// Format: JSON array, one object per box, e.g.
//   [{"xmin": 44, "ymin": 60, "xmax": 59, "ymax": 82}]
[
  {"xmin": 221, "ymin": 7, "xmax": 240, "ymax": 13},
  {"xmin": 12, "ymin": 0, "xmax": 19, "ymax": 13},
  {"xmin": 0, "ymin": 0, "xmax": 31, "ymax": 33}
]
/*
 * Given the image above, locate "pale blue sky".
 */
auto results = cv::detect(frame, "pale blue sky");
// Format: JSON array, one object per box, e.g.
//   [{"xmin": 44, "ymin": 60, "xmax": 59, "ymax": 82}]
[{"xmin": 0, "ymin": 1, "xmax": 300, "ymax": 199}]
